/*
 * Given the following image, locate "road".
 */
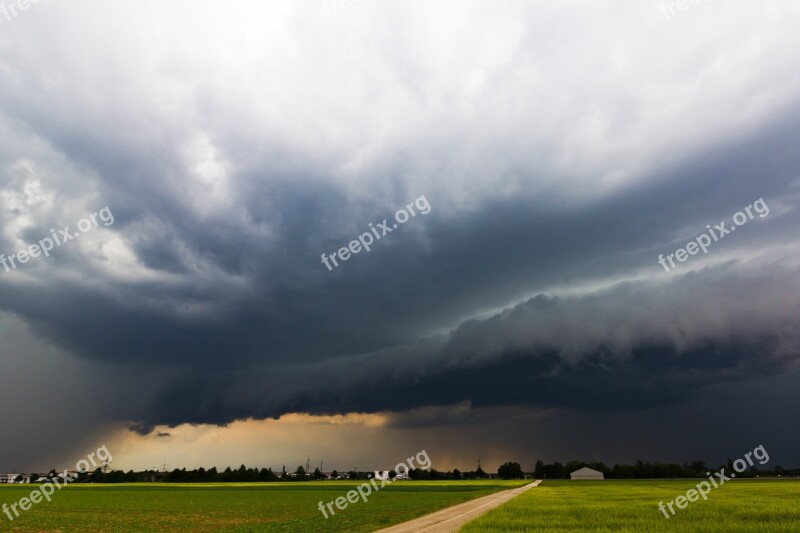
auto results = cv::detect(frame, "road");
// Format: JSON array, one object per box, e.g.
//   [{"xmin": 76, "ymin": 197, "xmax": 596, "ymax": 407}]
[{"xmin": 373, "ymin": 479, "xmax": 541, "ymax": 533}]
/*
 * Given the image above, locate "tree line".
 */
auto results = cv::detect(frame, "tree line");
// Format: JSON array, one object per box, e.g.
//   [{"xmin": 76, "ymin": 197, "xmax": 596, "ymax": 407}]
[
  {"xmin": 56, "ymin": 464, "xmax": 495, "ymax": 483},
  {"xmin": 14, "ymin": 459, "xmax": 797, "ymax": 484},
  {"xmin": 534, "ymin": 460, "xmax": 799, "ymax": 479}
]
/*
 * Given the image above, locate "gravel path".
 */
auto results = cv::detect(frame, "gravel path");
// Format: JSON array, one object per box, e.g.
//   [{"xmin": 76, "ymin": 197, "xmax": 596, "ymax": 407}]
[{"xmin": 373, "ymin": 480, "xmax": 541, "ymax": 533}]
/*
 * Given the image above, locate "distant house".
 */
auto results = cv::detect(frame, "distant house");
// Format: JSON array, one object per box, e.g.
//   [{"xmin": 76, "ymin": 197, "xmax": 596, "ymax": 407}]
[
  {"xmin": 570, "ymin": 467, "xmax": 604, "ymax": 480},
  {"xmin": 371, "ymin": 470, "xmax": 411, "ymax": 481}
]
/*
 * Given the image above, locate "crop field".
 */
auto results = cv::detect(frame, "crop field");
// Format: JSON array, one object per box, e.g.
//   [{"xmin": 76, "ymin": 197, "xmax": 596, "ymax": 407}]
[
  {"xmin": 461, "ymin": 479, "xmax": 800, "ymax": 532},
  {"xmin": 0, "ymin": 480, "xmax": 525, "ymax": 532}
]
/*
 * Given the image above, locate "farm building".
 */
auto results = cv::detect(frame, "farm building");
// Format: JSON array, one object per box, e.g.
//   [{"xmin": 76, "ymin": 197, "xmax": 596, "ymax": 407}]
[
  {"xmin": 570, "ymin": 467, "xmax": 604, "ymax": 480},
  {"xmin": 371, "ymin": 470, "xmax": 409, "ymax": 481}
]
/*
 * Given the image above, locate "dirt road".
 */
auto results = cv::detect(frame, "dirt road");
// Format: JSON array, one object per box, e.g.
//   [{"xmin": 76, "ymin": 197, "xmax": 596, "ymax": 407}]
[{"xmin": 373, "ymin": 480, "xmax": 541, "ymax": 533}]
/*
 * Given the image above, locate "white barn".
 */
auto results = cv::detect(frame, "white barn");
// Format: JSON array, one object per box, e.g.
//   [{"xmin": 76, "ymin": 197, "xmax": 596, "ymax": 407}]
[
  {"xmin": 570, "ymin": 467, "xmax": 604, "ymax": 480},
  {"xmin": 372, "ymin": 470, "xmax": 409, "ymax": 481}
]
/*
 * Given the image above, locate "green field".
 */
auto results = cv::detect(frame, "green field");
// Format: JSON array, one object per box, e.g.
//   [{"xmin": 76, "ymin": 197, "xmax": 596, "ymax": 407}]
[
  {"xmin": 0, "ymin": 480, "xmax": 525, "ymax": 532},
  {"xmin": 461, "ymin": 479, "xmax": 800, "ymax": 532},
  {"xmin": 2, "ymin": 479, "xmax": 798, "ymax": 532}
]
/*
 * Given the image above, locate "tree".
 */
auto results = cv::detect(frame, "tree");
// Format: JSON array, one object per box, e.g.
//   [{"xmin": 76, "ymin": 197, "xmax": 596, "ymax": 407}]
[
  {"xmin": 690, "ymin": 461, "xmax": 707, "ymax": 477},
  {"xmin": 475, "ymin": 466, "xmax": 486, "ymax": 479},
  {"xmin": 498, "ymin": 462, "xmax": 524, "ymax": 479},
  {"xmin": 534, "ymin": 460, "xmax": 545, "ymax": 478},
  {"xmin": 313, "ymin": 467, "xmax": 324, "ymax": 480},
  {"xmin": 331, "ymin": 470, "xmax": 338, "ymax": 479},
  {"xmin": 452, "ymin": 468, "xmax": 462, "ymax": 480},
  {"xmin": 295, "ymin": 465, "xmax": 306, "ymax": 478}
]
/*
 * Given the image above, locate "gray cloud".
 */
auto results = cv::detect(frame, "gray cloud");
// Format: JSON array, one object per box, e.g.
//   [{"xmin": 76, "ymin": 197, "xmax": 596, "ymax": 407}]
[
  {"xmin": 0, "ymin": 0, "xmax": 799, "ymax": 468},
  {"xmin": 129, "ymin": 256, "xmax": 800, "ymax": 425}
]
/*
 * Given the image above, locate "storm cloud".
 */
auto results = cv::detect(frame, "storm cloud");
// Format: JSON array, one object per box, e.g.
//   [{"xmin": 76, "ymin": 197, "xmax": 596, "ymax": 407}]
[{"xmin": 1, "ymin": 0, "xmax": 799, "ymax": 469}]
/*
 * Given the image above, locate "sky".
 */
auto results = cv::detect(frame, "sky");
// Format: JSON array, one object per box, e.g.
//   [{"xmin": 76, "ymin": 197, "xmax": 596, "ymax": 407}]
[{"xmin": 1, "ymin": 0, "xmax": 800, "ymax": 474}]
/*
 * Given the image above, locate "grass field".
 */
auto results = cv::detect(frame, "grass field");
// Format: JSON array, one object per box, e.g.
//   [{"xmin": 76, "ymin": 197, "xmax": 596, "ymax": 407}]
[
  {"xmin": 0, "ymin": 480, "xmax": 526, "ymax": 532},
  {"xmin": 460, "ymin": 479, "xmax": 800, "ymax": 532}
]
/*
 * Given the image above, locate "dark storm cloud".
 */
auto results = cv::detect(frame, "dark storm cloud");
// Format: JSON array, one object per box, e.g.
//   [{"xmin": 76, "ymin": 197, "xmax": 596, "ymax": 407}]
[
  {"xmin": 0, "ymin": 1, "xmax": 799, "ymax": 466},
  {"xmin": 2, "ymin": 108, "xmax": 799, "ymax": 371},
  {"xmin": 126, "ymin": 422, "xmax": 156, "ymax": 436},
  {"xmin": 131, "ymin": 257, "xmax": 800, "ymax": 428}
]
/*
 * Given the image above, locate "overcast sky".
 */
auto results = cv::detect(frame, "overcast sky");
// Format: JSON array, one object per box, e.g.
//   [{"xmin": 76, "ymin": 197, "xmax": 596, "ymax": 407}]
[{"xmin": 1, "ymin": 0, "xmax": 800, "ymax": 473}]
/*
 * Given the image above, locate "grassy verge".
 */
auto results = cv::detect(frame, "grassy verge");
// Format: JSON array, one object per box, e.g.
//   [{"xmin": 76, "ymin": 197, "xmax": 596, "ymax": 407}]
[
  {"xmin": 0, "ymin": 480, "xmax": 526, "ymax": 532},
  {"xmin": 460, "ymin": 479, "xmax": 800, "ymax": 532}
]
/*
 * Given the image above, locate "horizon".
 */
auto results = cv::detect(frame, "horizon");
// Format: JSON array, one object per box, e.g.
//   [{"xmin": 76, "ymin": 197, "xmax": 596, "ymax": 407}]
[{"xmin": 2, "ymin": 0, "xmax": 800, "ymax": 484}]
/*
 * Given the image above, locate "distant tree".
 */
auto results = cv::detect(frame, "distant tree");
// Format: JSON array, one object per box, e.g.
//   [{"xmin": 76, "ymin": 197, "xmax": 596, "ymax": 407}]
[
  {"xmin": 258, "ymin": 468, "xmax": 276, "ymax": 481},
  {"xmin": 498, "ymin": 462, "xmax": 524, "ymax": 479},
  {"xmin": 690, "ymin": 461, "xmax": 707, "ymax": 477},
  {"xmin": 389, "ymin": 470, "xmax": 397, "ymax": 479},
  {"xmin": 409, "ymin": 468, "xmax": 422, "ymax": 480},
  {"xmin": 313, "ymin": 468, "xmax": 324, "ymax": 480},
  {"xmin": 588, "ymin": 462, "xmax": 609, "ymax": 475},
  {"xmin": 331, "ymin": 470, "xmax": 338, "ymax": 479},
  {"xmin": 534, "ymin": 460, "xmax": 544, "ymax": 478},
  {"xmin": 634, "ymin": 460, "xmax": 647, "ymax": 479},
  {"xmin": 295, "ymin": 466, "xmax": 306, "ymax": 478},
  {"xmin": 452, "ymin": 468, "xmax": 462, "ymax": 480},
  {"xmin": 475, "ymin": 466, "xmax": 486, "ymax": 479}
]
